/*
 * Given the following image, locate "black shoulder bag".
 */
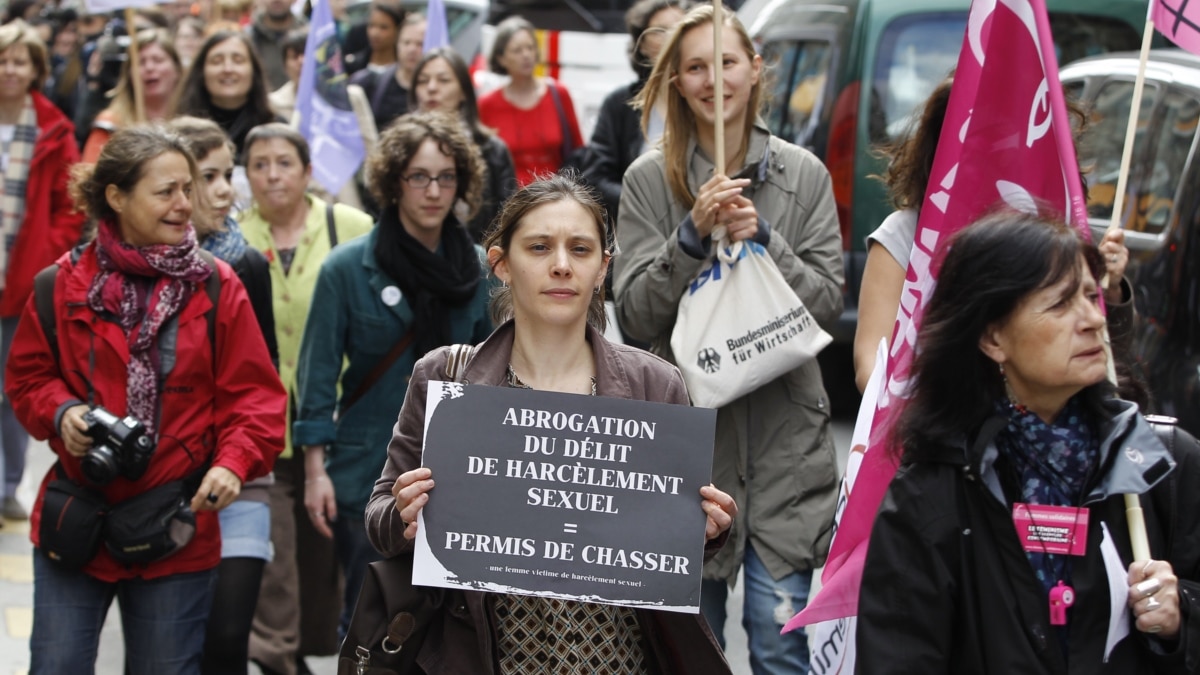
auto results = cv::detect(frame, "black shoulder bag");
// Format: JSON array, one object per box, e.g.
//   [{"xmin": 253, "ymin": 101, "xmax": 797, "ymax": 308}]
[{"xmin": 338, "ymin": 344, "xmax": 476, "ymax": 675}]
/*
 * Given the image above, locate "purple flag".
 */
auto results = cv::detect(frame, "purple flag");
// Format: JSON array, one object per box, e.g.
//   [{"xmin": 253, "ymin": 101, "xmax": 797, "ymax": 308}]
[
  {"xmin": 296, "ymin": 0, "xmax": 366, "ymax": 195},
  {"xmin": 423, "ymin": 0, "xmax": 450, "ymax": 52},
  {"xmin": 1153, "ymin": 0, "xmax": 1200, "ymax": 55}
]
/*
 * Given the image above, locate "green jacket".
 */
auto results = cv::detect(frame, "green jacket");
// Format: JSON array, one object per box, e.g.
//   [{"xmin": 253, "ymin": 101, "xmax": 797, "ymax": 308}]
[
  {"xmin": 240, "ymin": 194, "xmax": 375, "ymax": 457},
  {"xmin": 293, "ymin": 228, "xmax": 494, "ymax": 516},
  {"xmin": 614, "ymin": 124, "xmax": 844, "ymax": 583}
]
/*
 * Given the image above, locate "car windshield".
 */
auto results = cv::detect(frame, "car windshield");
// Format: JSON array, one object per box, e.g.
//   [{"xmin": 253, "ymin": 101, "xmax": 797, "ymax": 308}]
[{"xmin": 1080, "ymin": 80, "xmax": 1200, "ymax": 234}]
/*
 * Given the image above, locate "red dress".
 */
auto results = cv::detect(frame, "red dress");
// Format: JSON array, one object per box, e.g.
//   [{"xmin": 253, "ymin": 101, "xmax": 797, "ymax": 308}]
[{"xmin": 478, "ymin": 80, "xmax": 584, "ymax": 186}]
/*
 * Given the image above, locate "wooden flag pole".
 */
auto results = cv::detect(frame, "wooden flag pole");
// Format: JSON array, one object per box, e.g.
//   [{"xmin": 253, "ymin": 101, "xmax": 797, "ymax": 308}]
[
  {"xmin": 1108, "ymin": 7, "xmax": 1157, "ymax": 565},
  {"xmin": 1107, "ymin": 15, "xmax": 1155, "ymax": 238},
  {"xmin": 124, "ymin": 8, "xmax": 146, "ymax": 123},
  {"xmin": 1104, "ymin": 7, "xmax": 1152, "ymax": 562},
  {"xmin": 712, "ymin": 1, "xmax": 725, "ymax": 174}
]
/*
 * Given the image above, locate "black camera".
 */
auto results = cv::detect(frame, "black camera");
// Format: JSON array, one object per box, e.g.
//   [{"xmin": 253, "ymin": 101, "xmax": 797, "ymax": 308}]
[{"xmin": 80, "ymin": 407, "xmax": 155, "ymax": 485}]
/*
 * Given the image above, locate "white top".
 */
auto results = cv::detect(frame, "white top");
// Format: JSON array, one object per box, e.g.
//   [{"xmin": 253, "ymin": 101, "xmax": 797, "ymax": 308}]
[
  {"xmin": 0, "ymin": 124, "xmax": 15, "ymax": 172},
  {"xmin": 866, "ymin": 208, "xmax": 918, "ymax": 269}
]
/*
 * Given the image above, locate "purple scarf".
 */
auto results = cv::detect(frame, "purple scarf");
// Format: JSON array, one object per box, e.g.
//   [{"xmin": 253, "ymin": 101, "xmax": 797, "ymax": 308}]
[{"xmin": 87, "ymin": 219, "xmax": 212, "ymax": 436}]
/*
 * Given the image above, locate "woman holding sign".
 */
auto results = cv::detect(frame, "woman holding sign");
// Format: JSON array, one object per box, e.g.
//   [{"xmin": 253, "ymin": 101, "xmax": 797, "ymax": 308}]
[
  {"xmin": 365, "ymin": 174, "xmax": 736, "ymax": 673},
  {"xmin": 613, "ymin": 6, "xmax": 842, "ymax": 671},
  {"xmin": 855, "ymin": 212, "xmax": 1200, "ymax": 674}
]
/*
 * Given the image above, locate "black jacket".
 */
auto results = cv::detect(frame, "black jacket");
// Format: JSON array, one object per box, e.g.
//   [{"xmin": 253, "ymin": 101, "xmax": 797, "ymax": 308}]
[
  {"xmin": 467, "ymin": 134, "xmax": 517, "ymax": 243},
  {"xmin": 582, "ymin": 81, "xmax": 644, "ymax": 222},
  {"xmin": 857, "ymin": 400, "xmax": 1200, "ymax": 674},
  {"xmin": 229, "ymin": 245, "xmax": 278, "ymax": 369}
]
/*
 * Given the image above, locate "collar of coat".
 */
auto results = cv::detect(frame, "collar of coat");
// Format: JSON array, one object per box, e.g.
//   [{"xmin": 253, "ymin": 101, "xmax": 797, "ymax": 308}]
[
  {"xmin": 920, "ymin": 398, "xmax": 1175, "ymax": 504},
  {"xmin": 454, "ymin": 319, "xmax": 637, "ymax": 400},
  {"xmin": 684, "ymin": 119, "xmax": 773, "ymax": 197}
]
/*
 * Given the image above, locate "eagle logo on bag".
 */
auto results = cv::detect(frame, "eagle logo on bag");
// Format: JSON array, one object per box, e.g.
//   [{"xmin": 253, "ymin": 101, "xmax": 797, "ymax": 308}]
[{"xmin": 697, "ymin": 348, "xmax": 721, "ymax": 374}]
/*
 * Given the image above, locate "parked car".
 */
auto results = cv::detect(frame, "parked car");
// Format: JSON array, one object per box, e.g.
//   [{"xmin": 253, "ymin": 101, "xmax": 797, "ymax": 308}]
[
  {"xmin": 1063, "ymin": 49, "xmax": 1200, "ymax": 436},
  {"xmin": 738, "ymin": 0, "xmax": 1150, "ymax": 411}
]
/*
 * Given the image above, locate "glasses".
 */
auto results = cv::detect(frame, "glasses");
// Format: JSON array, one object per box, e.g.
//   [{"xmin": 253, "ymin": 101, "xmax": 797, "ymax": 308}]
[{"xmin": 401, "ymin": 172, "xmax": 458, "ymax": 190}]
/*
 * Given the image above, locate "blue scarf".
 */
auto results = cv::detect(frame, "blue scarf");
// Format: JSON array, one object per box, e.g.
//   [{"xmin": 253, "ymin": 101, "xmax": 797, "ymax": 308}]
[
  {"xmin": 199, "ymin": 216, "xmax": 249, "ymax": 265},
  {"xmin": 993, "ymin": 397, "xmax": 1098, "ymax": 597}
]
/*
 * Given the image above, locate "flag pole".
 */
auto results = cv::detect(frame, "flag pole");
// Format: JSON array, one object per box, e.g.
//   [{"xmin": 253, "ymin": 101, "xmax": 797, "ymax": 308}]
[
  {"xmin": 712, "ymin": 1, "xmax": 724, "ymax": 174},
  {"xmin": 1106, "ymin": 6, "xmax": 1156, "ymax": 565},
  {"xmin": 1107, "ymin": 12, "xmax": 1155, "ymax": 239},
  {"xmin": 123, "ymin": 8, "xmax": 146, "ymax": 123}
]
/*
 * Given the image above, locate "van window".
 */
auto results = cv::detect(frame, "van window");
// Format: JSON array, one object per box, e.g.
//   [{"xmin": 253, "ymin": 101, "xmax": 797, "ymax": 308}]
[
  {"xmin": 760, "ymin": 39, "xmax": 832, "ymax": 150},
  {"xmin": 871, "ymin": 12, "xmax": 1140, "ymax": 144},
  {"xmin": 872, "ymin": 13, "xmax": 965, "ymax": 143}
]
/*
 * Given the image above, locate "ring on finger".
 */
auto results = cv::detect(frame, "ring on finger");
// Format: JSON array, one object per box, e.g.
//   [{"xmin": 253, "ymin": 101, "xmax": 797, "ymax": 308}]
[
  {"xmin": 1147, "ymin": 624, "xmax": 1163, "ymax": 634},
  {"xmin": 1146, "ymin": 596, "xmax": 1162, "ymax": 611},
  {"xmin": 1137, "ymin": 578, "xmax": 1163, "ymax": 598}
]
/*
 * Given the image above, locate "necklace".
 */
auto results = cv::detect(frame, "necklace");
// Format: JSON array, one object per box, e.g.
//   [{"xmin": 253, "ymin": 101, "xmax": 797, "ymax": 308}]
[{"xmin": 506, "ymin": 363, "xmax": 597, "ymax": 396}]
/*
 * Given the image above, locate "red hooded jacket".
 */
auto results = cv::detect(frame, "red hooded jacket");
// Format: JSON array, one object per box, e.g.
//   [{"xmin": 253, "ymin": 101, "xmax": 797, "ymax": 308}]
[
  {"xmin": 5, "ymin": 244, "xmax": 286, "ymax": 581},
  {"xmin": 0, "ymin": 91, "xmax": 86, "ymax": 317}
]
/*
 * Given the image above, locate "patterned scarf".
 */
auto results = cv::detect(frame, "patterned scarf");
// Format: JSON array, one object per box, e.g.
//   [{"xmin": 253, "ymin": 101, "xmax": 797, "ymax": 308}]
[
  {"xmin": 199, "ymin": 215, "xmax": 248, "ymax": 264},
  {"xmin": 87, "ymin": 219, "xmax": 213, "ymax": 437},
  {"xmin": 0, "ymin": 95, "xmax": 38, "ymax": 286},
  {"xmin": 993, "ymin": 396, "xmax": 1098, "ymax": 597}
]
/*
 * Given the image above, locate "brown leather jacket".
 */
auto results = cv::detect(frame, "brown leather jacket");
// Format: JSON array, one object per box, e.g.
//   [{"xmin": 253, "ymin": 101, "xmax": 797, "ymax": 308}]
[{"xmin": 364, "ymin": 321, "xmax": 731, "ymax": 674}]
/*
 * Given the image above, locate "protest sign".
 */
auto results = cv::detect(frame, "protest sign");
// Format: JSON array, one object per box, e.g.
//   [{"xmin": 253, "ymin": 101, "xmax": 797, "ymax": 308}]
[{"xmin": 413, "ymin": 382, "xmax": 716, "ymax": 613}]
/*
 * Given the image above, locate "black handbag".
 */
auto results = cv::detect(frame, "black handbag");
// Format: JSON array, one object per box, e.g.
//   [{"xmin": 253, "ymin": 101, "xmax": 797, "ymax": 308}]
[
  {"xmin": 337, "ymin": 555, "xmax": 445, "ymax": 675},
  {"xmin": 103, "ymin": 478, "xmax": 197, "ymax": 565},
  {"xmin": 338, "ymin": 344, "xmax": 475, "ymax": 675},
  {"xmin": 38, "ymin": 464, "xmax": 106, "ymax": 569}
]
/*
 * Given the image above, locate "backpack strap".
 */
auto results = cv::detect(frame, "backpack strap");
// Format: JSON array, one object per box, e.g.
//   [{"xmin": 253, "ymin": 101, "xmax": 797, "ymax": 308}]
[
  {"xmin": 196, "ymin": 250, "xmax": 222, "ymax": 359},
  {"xmin": 36, "ymin": 250, "xmax": 221, "ymax": 366},
  {"xmin": 325, "ymin": 202, "xmax": 338, "ymax": 248},
  {"xmin": 34, "ymin": 263, "xmax": 61, "ymax": 366}
]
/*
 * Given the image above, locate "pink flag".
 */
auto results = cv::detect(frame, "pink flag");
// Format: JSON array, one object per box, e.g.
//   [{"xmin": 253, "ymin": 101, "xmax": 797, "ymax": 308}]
[
  {"xmin": 785, "ymin": 0, "xmax": 1089, "ymax": 635},
  {"xmin": 1153, "ymin": 0, "xmax": 1200, "ymax": 55}
]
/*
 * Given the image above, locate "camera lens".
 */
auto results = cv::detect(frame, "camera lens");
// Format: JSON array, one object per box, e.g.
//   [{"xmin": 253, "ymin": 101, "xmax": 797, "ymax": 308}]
[{"xmin": 81, "ymin": 445, "xmax": 121, "ymax": 485}]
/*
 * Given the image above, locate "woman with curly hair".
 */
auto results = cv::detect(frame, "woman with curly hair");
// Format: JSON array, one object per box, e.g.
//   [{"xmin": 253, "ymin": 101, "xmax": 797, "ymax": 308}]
[{"xmin": 293, "ymin": 111, "xmax": 494, "ymax": 638}]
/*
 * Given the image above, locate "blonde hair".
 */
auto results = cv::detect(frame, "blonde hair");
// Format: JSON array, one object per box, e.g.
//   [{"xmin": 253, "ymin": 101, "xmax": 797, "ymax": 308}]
[
  {"xmin": 0, "ymin": 20, "xmax": 49, "ymax": 92},
  {"xmin": 106, "ymin": 29, "xmax": 182, "ymax": 126},
  {"xmin": 634, "ymin": 4, "xmax": 763, "ymax": 208}
]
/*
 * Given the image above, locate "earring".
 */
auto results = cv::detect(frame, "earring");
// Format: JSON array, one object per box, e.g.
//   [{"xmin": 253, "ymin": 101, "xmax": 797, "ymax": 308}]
[
  {"xmin": 500, "ymin": 279, "xmax": 509, "ymax": 289},
  {"xmin": 593, "ymin": 286, "xmax": 601, "ymax": 295},
  {"xmin": 999, "ymin": 363, "xmax": 1026, "ymax": 414}
]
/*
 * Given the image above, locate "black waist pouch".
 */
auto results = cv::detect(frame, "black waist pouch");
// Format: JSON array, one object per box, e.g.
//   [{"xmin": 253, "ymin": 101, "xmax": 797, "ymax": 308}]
[
  {"xmin": 39, "ymin": 466, "xmax": 107, "ymax": 570},
  {"xmin": 104, "ymin": 479, "xmax": 197, "ymax": 565}
]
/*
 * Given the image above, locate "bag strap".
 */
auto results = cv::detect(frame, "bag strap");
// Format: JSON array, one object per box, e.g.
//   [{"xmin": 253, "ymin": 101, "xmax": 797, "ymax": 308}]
[
  {"xmin": 325, "ymin": 202, "xmax": 338, "ymax": 248},
  {"xmin": 546, "ymin": 81, "xmax": 576, "ymax": 159},
  {"xmin": 341, "ymin": 328, "xmax": 416, "ymax": 412},
  {"xmin": 444, "ymin": 343, "xmax": 476, "ymax": 383},
  {"xmin": 1146, "ymin": 415, "xmax": 1179, "ymax": 556},
  {"xmin": 371, "ymin": 66, "xmax": 394, "ymax": 120}
]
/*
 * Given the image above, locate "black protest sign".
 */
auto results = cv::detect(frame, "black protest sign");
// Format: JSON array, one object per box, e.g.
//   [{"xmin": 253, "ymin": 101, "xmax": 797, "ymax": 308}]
[{"xmin": 412, "ymin": 382, "xmax": 716, "ymax": 613}]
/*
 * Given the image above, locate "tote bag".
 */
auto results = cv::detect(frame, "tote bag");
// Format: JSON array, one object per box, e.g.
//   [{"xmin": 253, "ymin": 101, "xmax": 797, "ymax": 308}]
[{"xmin": 670, "ymin": 232, "xmax": 831, "ymax": 408}]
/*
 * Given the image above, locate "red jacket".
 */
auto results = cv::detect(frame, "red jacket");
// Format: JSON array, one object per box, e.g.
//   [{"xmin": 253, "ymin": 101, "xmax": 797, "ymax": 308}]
[
  {"xmin": 5, "ymin": 244, "xmax": 286, "ymax": 582},
  {"xmin": 0, "ymin": 91, "xmax": 86, "ymax": 317}
]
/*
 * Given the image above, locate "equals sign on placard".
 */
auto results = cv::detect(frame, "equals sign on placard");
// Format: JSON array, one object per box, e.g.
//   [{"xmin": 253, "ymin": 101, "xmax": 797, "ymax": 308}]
[{"xmin": 563, "ymin": 523, "xmax": 578, "ymax": 534}]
